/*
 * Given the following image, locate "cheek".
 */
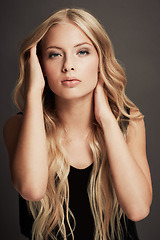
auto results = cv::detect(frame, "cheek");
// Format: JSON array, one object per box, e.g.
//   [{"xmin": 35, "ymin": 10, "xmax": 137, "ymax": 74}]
[
  {"xmin": 43, "ymin": 63, "xmax": 57, "ymax": 77},
  {"xmin": 41, "ymin": 56, "xmax": 58, "ymax": 77},
  {"xmin": 42, "ymin": 64, "xmax": 58, "ymax": 91},
  {"xmin": 86, "ymin": 55, "xmax": 99, "ymax": 72},
  {"xmin": 85, "ymin": 58, "xmax": 99, "ymax": 82}
]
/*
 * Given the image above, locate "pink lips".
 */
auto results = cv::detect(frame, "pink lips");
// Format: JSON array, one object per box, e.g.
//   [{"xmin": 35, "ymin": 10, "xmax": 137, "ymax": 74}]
[{"xmin": 61, "ymin": 77, "xmax": 81, "ymax": 87}]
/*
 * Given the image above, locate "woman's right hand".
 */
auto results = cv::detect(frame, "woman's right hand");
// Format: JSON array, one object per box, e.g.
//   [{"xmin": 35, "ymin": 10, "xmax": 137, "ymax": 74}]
[{"xmin": 25, "ymin": 45, "xmax": 45, "ymax": 98}]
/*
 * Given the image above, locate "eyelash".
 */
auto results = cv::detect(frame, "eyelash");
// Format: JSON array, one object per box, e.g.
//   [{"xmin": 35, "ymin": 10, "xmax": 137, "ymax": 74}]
[
  {"xmin": 49, "ymin": 53, "xmax": 61, "ymax": 58},
  {"xmin": 78, "ymin": 50, "xmax": 90, "ymax": 56},
  {"xmin": 48, "ymin": 50, "xmax": 90, "ymax": 59}
]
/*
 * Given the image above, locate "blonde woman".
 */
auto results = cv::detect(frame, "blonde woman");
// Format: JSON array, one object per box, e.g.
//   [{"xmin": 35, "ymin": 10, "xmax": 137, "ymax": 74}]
[{"xmin": 3, "ymin": 8, "xmax": 152, "ymax": 240}]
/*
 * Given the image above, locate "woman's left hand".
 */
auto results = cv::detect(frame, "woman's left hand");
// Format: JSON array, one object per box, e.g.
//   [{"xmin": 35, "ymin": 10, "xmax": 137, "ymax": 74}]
[{"xmin": 94, "ymin": 74, "xmax": 113, "ymax": 125}]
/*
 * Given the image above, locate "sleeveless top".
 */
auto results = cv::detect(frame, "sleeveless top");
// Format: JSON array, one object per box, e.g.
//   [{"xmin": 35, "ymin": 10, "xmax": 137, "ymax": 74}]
[
  {"xmin": 19, "ymin": 164, "xmax": 139, "ymax": 240},
  {"xmin": 18, "ymin": 109, "xmax": 139, "ymax": 239}
]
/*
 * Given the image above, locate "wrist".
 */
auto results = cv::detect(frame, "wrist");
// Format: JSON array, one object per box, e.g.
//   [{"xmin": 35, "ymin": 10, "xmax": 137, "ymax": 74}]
[
  {"xmin": 26, "ymin": 89, "xmax": 43, "ymax": 101},
  {"xmin": 98, "ymin": 111, "xmax": 117, "ymax": 128},
  {"xmin": 25, "ymin": 91, "xmax": 43, "ymax": 110}
]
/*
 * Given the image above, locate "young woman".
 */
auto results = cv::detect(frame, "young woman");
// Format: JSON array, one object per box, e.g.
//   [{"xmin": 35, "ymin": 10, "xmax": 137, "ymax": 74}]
[{"xmin": 3, "ymin": 8, "xmax": 152, "ymax": 240}]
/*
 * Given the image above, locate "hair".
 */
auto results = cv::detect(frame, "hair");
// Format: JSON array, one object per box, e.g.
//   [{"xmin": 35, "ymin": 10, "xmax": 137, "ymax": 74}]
[{"xmin": 14, "ymin": 8, "xmax": 143, "ymax": 240}]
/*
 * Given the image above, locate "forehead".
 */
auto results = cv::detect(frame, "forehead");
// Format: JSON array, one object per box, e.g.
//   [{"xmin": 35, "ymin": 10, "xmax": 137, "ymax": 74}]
[{"xmin": 41, "ymin": 21, "xmax": 93, "ymax": 48}]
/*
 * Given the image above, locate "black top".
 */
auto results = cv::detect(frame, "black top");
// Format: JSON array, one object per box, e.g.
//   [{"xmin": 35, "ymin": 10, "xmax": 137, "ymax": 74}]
[
  {"xmin": 18, "ymin": 108, "xmax": 139, "ymax": 239},
  {"xmin": 19, "ymin": 163, "xmax": 139, "ymax": 240}
]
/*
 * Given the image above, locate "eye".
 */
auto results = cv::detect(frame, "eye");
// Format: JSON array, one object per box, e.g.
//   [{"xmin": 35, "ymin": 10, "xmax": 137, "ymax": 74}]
[
  {"xmin": 49, "ymin": 52, "xmax": 62, "ymax": 58},
  {"xmin": 77, "ymin": 50, "xmax": 89, "ymax": 56}
]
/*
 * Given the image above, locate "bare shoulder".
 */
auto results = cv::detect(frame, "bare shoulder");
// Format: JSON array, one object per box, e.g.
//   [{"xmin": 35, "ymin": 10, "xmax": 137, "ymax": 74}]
[
  {"xmin": 3, "ymin": 114, "xmax": 23, "ymax": 160},
  {"xmin": 126, "ymin": 108, "xmax": 146, "ymax": 145},
  {"xmin": 3, "ymin": 114, "xmax": 23, "ymax": 139}
]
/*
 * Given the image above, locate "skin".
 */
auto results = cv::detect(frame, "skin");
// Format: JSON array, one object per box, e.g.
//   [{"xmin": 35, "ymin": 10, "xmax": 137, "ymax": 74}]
[
  {"xmin": 41, "ymin": 22, "xmax": 99, "ymax": 101},
  {"xmin": 3, "ymin": 20, "xmax": 152, "ymax": 221}
]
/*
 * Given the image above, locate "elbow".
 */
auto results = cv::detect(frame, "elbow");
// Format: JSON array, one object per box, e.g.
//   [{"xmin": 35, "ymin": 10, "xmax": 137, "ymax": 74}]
[
  {"xmin": 126, "ymin": 205, "xmax": 151, "ymax": 222},
  {"xmin": 125, "ymin": 191, "xmax": 152, "ymax": 222},
  {"xmin": 20, "ymin": 188, "xmax": 46, "ymax": 201},
  {"xmin": 11, "ymin": 171, "xmax": 48, "ymax": 201},
  {"xmin": 13, "ymin": 180, "xmax": 47, "ymax": 201}
]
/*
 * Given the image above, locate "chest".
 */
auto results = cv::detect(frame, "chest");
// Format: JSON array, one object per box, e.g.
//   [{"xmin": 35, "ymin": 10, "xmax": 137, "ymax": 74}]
[{"xmin": 64, "ymin": 138, "xmax": 93, "ymax": 169}]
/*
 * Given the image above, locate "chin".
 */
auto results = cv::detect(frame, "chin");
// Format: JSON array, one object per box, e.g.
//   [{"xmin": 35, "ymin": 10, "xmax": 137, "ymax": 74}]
[{"xmin": 54, "ymin": 91, "xmax": 94, "ymax": 101}]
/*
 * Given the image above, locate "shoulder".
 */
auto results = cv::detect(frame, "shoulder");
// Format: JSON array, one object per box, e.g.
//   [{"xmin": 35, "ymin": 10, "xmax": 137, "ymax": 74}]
[
  {"xmin": 126, "ymin": 108, "xmax": 146, "ymax": 152},
  {"xmin": 127, "ymin": 108, "xmax": 145, "ymax": 137},
  {"xmin": 3, "ymin": 114, "xmax": 23, "ymax": 159},
  {"xmin": 3, "ymin": 114, "xmax": 23, "ymax": 137}
]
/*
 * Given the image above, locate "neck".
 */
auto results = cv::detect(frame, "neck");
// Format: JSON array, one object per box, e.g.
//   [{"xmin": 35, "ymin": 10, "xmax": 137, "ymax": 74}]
[{"xmin": 54, "ymin": 95, "xmax": 94, "ymax": 136}]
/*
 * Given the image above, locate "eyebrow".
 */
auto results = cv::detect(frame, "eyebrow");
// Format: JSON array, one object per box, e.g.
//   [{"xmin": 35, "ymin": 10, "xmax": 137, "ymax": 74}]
[{"xmin": 45, "ymin": 42, "xmax": 92, "ymax": 50}]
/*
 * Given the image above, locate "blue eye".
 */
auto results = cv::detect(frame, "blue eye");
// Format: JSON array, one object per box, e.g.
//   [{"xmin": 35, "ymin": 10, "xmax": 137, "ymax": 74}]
[
  {"xmin": 49, "ymin": 53, "xmax": 61, "ymax": 58},
  {"xmin": 78, "ymin": 50, "xmax": 89, "ymax": 56}
]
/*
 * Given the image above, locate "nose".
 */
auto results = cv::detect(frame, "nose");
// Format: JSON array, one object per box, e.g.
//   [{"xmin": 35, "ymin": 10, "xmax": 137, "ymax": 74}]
[
  {"xmin": 62, "ymin": 67, "xmax": 75, "ymax": 73},
  {"xmin": 62, "ymin": 55, "xmax": 75, "ymax": 73}
]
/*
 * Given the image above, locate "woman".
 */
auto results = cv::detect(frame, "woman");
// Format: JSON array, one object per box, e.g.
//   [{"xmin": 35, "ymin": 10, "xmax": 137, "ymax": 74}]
[{"xmin": 3, "ymin": 8, "xmax": 152, "ymax": 240}]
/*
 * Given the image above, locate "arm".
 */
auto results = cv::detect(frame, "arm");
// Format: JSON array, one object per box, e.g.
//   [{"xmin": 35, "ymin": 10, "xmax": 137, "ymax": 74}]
[
  {"xmin": 3, "ymin": 46, "xmax": 48, "ymax": 201},
  {"xmin": 94, "ymin": 79, "xmax": 152, "ymax": 221}
]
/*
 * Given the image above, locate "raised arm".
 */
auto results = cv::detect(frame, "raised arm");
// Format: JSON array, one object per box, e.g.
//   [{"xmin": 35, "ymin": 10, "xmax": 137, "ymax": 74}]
[
  {"xmin": 3, "ymin": 46, "xmax": 48, "ymax": 201},
  {"xmin": 94, "ymin": 78, "xmax": 152, "ymax": 221}
]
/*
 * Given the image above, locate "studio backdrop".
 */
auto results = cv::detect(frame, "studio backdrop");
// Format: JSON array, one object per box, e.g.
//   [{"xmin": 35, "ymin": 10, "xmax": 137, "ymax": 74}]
[{"xmin": 0, "ymin": 0, "xmax": 159, "ymax": 239}]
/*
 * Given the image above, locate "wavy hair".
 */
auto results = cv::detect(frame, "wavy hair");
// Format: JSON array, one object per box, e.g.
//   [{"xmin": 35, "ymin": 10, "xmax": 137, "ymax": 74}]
[{"xmin": 14, "ymin": 8, "xmax": 143, "ymax": 240}]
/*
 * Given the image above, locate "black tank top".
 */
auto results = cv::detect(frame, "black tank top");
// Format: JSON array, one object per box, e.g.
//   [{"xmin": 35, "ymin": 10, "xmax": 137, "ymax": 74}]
[
  {"xmin": 18, "ymin": 108, "xmax": 139, "ymax": 239},
  {"xmin": 19, "ymin": 163, "xmax": 139, "ymax": 240}
]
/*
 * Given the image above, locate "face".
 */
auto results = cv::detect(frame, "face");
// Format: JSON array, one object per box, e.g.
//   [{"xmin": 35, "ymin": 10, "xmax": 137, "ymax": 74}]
[{"xmin": 41, "ymin": 21, "xmax": 99, "ymax": 101}]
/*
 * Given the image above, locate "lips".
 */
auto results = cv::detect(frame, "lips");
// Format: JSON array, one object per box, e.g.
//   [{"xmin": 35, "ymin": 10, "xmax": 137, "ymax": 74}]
[
  {"xmin": 61, "ymin": 77, "xmax": 81, "ymax": 83},
  {"xmin": 61, "ymin": 77, "xmax": 81, "ymax": 87}
]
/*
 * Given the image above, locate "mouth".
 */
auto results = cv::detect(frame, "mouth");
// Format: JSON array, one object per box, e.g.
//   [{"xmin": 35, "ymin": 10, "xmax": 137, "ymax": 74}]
[
  {"xmin": 61, "ymin": 77, "xmax": 81, "ymax": 83},
  {"xmin": 61, "ymin": 78, "xmax": 81, "ymax": 87}
]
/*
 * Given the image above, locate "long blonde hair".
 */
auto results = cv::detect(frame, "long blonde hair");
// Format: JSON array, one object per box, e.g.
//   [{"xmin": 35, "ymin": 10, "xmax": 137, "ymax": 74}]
[{"xmin": 14, "ymin": 8, "xmax": 143, "ymax": 240}]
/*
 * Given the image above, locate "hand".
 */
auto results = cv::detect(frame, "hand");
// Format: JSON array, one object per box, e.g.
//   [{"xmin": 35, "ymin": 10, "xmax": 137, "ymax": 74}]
[
  {"xmin": 94, "ymin": 74, "xmax": 113, "ymax": 125},
  {"xmin": 25, "ymin": 45, "xmax": 45, "ymax": 98}
]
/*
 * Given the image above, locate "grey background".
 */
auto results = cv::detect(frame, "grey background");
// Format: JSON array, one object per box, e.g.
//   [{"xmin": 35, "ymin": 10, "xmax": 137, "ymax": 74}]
[{"xmin": 0, "ymin": 0, "xmax": 159, "ymax": 239}]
